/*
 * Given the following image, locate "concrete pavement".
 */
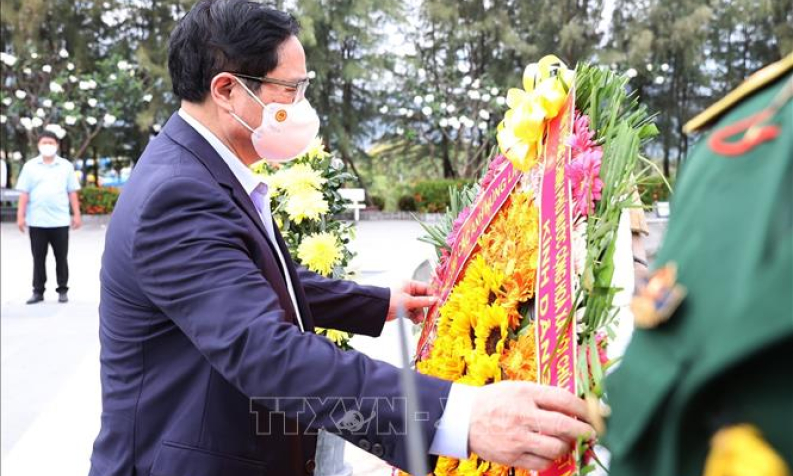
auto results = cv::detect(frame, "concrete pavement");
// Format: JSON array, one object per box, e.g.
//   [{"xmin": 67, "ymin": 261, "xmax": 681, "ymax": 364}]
[{"xmin": 0, "ymin": 220, "xmax": 434, "ymax": 476}]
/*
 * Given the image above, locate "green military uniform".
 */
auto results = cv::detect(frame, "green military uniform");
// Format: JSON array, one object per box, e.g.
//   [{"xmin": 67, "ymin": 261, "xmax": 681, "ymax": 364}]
[{"xmin": 605, "ymin": 53, "xmax": 793, "ymax": 476}]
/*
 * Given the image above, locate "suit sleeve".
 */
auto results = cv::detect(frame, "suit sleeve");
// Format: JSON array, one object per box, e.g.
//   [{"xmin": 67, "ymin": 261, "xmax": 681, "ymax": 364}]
[
  {"xmin": 297, "ymin": 267, "xmax": 390, "ymax": 337},
  {"xmin": 131, "ymin": 177, "xmax": 451, "ymax": 471}
]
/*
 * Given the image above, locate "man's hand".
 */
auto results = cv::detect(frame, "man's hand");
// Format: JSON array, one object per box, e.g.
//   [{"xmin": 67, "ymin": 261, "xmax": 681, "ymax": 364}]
[
  {"xmin": 72, "ymin": 213, "xmax": 82, "ymax": 230},
  {"xmin": 17, "ymin": 216, "xmax": 26, "ymax": 233},
  {"xmin": 386, "ymin": 280, "xmax": 437, "ymax": 324},
  {"xmin": 468, "ymin": 381, "xmax": 595, "ymax": 471}
]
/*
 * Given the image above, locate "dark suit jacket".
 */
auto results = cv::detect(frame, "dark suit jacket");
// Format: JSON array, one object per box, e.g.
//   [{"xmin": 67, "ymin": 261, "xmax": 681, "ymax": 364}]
[{"xmin": 89, "ymin": 113, "xmax": 452, "ymax": 476}]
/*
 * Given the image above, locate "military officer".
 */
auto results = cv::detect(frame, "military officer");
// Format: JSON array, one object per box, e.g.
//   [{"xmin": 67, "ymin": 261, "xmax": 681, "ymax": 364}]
[{"xmin": 604, "ymin": 53, "xmax": 793, "ymax": 476}]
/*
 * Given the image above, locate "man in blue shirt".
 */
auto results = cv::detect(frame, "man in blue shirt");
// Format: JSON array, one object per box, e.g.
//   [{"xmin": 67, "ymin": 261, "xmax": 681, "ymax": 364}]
[{"xmin": 16, "ymin": 130, "xmax": 82, "ymax": 304}]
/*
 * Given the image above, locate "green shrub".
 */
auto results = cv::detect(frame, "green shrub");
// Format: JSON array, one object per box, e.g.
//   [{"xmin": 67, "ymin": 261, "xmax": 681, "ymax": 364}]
[
  {"xmin": 79, "ymin": 186, "xmax": 120, "ymax": 215},
  {"xmin": 637, "ymin": 175, "xmax": 674, "ymax": 205},
  {"xmin": 397, "ymin": 195, "xmax": 417, "ymax": 212},
  {"xmin": 412, "ymin": 179, "xmax": 473, "ymax": 213},
  {"xmin": 370, "ymin": 194, "xmax": 385, "ymax": 211}
]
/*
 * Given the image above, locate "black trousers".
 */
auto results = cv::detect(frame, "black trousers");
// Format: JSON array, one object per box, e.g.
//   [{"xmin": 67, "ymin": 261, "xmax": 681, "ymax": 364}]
[{"xmin": 29, "ymin": 226, "xmax": 70, "ymax": 294}]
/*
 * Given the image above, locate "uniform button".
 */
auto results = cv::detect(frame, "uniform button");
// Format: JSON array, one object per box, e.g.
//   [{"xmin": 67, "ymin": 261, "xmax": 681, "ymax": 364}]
[
  {"xmin": 371, "ymin": 443, "xmax": 384, "ymax": 457},
  {"xmin": 304, "ymin": 459, "xmax": 316, "ymax": 474},
  {"xmin": 358, "ymin": 438, "xmax": 372, "ymax": 451}
]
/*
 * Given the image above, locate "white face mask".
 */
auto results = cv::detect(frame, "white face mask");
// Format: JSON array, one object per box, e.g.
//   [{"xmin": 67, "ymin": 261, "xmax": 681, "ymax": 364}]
[
  {"xmin": 230, "ymin": 78, "xmax": 320, "ymax": 163},
  {"xmin": 38, "ymin": 144, "xmax": 58, "ymax": 158}
]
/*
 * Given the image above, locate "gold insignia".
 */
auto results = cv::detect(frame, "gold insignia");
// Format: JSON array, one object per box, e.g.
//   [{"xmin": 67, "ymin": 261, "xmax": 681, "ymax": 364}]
[
  {"xmin": 631, "ymin": 263, "xmax": 687, "ymax": 329},
  {"xmin": 703, "ymin": 424, "xmax": 791, "ymax": 476},
  {"xmin": 684, "ymin": 53, "xmax": 793, "ymax": 134},
  {"xmin": 275, "ymin": 109, "xmax": 288, "ymax": 122}
]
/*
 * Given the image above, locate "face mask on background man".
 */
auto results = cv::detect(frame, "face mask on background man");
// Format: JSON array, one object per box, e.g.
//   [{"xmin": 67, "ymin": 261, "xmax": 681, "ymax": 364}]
[{"xmin": 38, "ymin": 144, "xmax": 58, "ymax": 158}]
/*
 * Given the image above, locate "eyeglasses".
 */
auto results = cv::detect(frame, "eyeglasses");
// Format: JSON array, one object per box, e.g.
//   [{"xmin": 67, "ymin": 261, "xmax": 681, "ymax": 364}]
[{"xmin": 231, "ymin": 73, "xmax": 310, "ymax": 103}]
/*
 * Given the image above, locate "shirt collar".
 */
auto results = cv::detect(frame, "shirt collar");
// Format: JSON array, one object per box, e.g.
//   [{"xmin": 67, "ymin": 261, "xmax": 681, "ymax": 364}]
[
  {"xmin": 35, "ymin": 155, "xmax": 62, "ymax": 165},
  {"xmin": 178, "ymin": 109, "xmax": 267, "ymax": 196}
]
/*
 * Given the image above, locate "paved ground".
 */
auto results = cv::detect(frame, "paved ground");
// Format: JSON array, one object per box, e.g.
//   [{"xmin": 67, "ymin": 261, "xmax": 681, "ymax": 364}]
[
  {"xmin": 0, "ymin": 220, "xmax": 435, "ymax": 476},
  {"xmin": 1, "ymin": 216, "xmax": 666, "ymax": 476}
]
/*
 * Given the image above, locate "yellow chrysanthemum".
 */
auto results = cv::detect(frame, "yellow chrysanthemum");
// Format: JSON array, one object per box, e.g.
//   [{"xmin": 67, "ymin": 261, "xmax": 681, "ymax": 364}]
[
  {"xmin": 434, "ymin": 456, "xmax": 459, "ymax": 476},
  {"xmin": 316, "ymin": 328, "xmax": 351, "ymax": 345},
  {"xmin": 478, "ymin": 191, "xmax": 540, "ymax": 329},
  {"xmin": 500, "ymin": 328, "xmax": 538, "ymax": 382},
  {"xmin": 484, "ymin": 463, "xmax": 511, "ymax": 476},
  {"xmin": 480, "ymin": 192, "xmax": 539, "ymax": 268},
  {"xmin": 285, "ymin": 189, "xmax": 329, "ymax": 224},
  {"xmin": 416, "ymin": 337, "xmax": 466, "ymax": 380},
  {"xmin": 266, "ymin": 163, "xmax": 327, "ymax": 197},
  {"xmin": 457, "ymin": 454, "xmax": 490, "ymax": 475},
  {"xmin": 297, "ymin": 232, "xmax": 342, "ymax": 276},
  {"xmin": 703, "ymin": 425, "xmax": 791, "ymax": 476},
  {"xmin": 305, "ymin": 136, "xmax": 331, "ymax": 162}
]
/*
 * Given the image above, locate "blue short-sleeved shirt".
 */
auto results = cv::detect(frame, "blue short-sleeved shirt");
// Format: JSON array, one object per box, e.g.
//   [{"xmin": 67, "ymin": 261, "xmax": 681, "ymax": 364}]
[{"xmin": 15, "ymin": 156, "xmax": 81, "ymax": 228}]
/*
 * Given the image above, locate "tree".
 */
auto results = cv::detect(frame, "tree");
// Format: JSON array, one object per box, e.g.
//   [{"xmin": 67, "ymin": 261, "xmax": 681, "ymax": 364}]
[
  {"xmin": 372, "ymin": 0, "xmax": 604, "ymax": 180},
  {"xmin": 1, "ymin": 0, "xmax": 190, "ymax": 178},
  {"xmin": 602, "ymin": 0, "xmax": 792, "ymax": 178},
  {"xmin": 295, "ymin": 0, "xmax": 404, "ymax": 199},
  {"xmin": 0, "ymin": 50, "xmax": 154, "ymax": 185}
]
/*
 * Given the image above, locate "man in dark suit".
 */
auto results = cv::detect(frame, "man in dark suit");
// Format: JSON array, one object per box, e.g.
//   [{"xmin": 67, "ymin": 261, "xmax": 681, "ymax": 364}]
[{"xmin": 89, "ymin": 1, "xmax": 594, "ymax": 475}]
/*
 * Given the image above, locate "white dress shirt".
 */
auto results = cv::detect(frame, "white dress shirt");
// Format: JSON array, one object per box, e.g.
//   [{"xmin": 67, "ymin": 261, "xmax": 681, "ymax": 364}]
[{"xmin": 177, "ymin": 109, "xmax": 474, "ymax": 460}]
